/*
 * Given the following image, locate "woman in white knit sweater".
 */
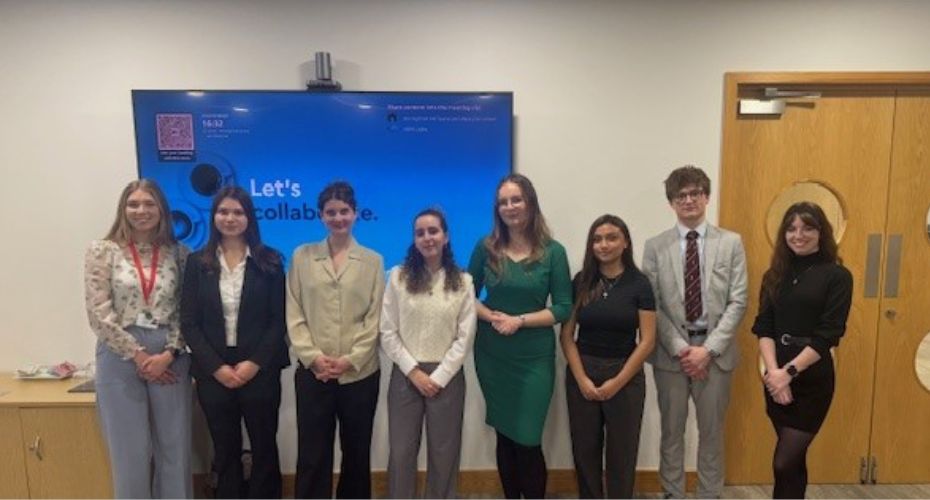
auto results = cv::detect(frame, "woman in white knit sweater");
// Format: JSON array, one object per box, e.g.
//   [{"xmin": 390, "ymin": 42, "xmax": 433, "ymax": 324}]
[{"xmin": 380, "ymin": 208, "xmax": 477, "ymax": 499}]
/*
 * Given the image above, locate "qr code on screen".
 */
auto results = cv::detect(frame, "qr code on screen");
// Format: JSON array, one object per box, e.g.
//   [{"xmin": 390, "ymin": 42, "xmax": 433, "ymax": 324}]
[{"xmin": 156, "ymin": 114, "xmax": 194, "ymax": 151}]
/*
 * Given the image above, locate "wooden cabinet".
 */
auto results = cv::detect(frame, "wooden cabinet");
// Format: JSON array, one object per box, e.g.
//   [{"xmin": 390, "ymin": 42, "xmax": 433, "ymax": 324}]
[{"xmin": 0, "ymin": 375, "xmax": 112, "ymax": 499}]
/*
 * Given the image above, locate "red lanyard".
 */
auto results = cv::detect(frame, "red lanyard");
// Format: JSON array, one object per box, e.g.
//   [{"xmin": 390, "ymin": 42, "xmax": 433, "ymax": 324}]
[{"xmin": 128, "ymin": 242, "xmax": 160, "ymax": 306}]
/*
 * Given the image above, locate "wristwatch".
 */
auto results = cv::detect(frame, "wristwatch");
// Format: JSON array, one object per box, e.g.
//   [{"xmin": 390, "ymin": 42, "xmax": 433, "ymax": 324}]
[
  {"xmin": 786, "ymin": 364, "xmax": 799, "ymax": 378},
  {"xmin": 707, "ymin": 348, "xmax": 721, "ymax": 358}
]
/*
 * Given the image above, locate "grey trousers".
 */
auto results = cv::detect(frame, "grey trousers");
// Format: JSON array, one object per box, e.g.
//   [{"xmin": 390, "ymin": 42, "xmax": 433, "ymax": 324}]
[
  {"xmin": 654, "ymin": 357, "xmax": 732, "ymax": 499},
  {"xmin": 566, "ymin": 355, "xmax": 645, "ymax": 499},
  {"xmin": 95, "ymin": 326, "xmax": 193, "ymax": 499},
  {"xmin": 387, "ymin": 364, "xmax": 465, "ymax": 499}
]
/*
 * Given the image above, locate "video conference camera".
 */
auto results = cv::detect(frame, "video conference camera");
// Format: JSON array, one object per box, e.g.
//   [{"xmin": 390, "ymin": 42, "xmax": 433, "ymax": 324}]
[{"xmin": 306, "ymin": 51, "xmax": 342, "ymax": 92}]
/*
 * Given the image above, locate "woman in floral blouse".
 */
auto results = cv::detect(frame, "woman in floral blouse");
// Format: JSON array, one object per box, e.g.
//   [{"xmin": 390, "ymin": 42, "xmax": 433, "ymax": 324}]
[{"xmin": 84, "ymin": 179, "xmax": 192, "ymax": 498}]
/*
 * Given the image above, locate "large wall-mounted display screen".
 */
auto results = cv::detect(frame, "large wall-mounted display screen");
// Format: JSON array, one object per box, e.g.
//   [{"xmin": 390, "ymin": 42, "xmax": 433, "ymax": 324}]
[{"xmin": 132, "ymin": 90, "xmax": 513, "ymax": 267}]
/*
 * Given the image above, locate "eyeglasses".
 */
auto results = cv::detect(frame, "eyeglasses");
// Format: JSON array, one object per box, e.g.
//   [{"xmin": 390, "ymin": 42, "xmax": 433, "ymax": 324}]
[{"xmin": 674, "ymin": 189, "xmax": 705, "ymax": 203}]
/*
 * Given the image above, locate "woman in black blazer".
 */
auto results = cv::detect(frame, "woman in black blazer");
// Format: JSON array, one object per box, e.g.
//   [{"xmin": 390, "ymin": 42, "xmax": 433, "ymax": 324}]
[{"xmin": 181, "ymin": 186, "xmax": 289, "ymax": 498}]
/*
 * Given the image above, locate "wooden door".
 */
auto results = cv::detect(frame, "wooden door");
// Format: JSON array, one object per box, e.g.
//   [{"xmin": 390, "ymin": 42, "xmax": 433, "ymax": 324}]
[
  {"xmin": 720, "ymin": 75, "xmax": 895, "ymax": 483},
  {"xmin": 868, "ymin": 89, "xmax": 930, "ymax": 482},
  {"xmin": 20, "ymin": 406, "xmax": 113, "ymax": 498}
]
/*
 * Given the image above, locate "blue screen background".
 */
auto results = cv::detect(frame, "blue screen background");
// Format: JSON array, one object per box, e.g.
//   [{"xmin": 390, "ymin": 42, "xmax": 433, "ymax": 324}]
[{"xmin": 132, "ymin": 91, "xmax": 513, "ymax": 269}]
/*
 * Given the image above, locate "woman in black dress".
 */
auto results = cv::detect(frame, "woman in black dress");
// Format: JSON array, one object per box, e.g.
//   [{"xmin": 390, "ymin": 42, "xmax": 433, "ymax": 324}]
[
  {"xmin": 560, "ymin": 214, "xmax": 656, "ymax": 498},
  {"xmin": 751, "ymin": 202, "xmax": 852, "ymax": 499}
]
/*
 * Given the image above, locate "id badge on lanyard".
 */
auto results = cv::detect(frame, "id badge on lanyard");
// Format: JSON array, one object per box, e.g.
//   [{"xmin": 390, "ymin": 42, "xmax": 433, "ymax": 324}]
[{"xmin": 129, "ymin": 242, "xmax": 160, "ymax": 329}]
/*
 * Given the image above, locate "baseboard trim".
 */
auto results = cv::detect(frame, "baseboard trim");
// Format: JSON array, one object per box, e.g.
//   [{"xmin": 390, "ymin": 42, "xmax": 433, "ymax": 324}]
[{"xmin": 194, "ymin": 469, "xmax": 698, "ymax": 497}]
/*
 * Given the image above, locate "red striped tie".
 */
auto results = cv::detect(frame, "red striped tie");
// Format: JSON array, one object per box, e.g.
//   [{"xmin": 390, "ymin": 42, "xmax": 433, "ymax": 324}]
[{"xmin": 685, "ymin": 231, "xmax": 702, "ymax": 322}]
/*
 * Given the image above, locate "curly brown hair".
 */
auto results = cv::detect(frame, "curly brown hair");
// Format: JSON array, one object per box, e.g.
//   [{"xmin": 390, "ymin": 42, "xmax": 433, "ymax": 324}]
[
  {"xmin": 401, "ymin": 208, "xmax": 463, "ymax": 294},
  {"xmin": 664, "ymin": 165, "xmax": 711, "ymax": 202}
]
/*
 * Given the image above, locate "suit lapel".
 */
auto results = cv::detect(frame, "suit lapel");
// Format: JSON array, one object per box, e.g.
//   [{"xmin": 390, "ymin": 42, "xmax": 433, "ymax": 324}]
[
  {"xmin": 204, "ymin": 264, "xmax": 224, "ymax": 319},
  {"xmin": 235, "ymin": 260, "xmax": 255, "ymax": 332},
  {"xmin": 335, "ymin": 251, "xmax": 357, "ymax": 281},
  {"xmin": 310, "ymin": 242, "xmax": 337, "ymax": 281},
  {"xmin": 704, "ymin": 225, "xmax": 721, "ymax": 281},
  {"xmin": 666, "ymin": 229, "xmax": 685, "ymax": 300},
  {"xmin": 333, "ymin": 238, "xmax": 361, "ymax": 282}
]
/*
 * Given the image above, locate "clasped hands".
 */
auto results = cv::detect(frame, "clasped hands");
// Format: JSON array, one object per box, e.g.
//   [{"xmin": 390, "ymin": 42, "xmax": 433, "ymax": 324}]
[
  {"xmin": 213, "ymin": 360, "xmax": 261, "ymax": 389},
  {"xmin": 407, "ymin": 367, "xmax": 442, "ymax": 398},
  {"xmin": 309, "ymin": 355, "xmax": 353, "ymax": 382},
  {"xmin": 576, "ymin": 375, "xmax": 625, "ymax": 402},
  {"xmin": 488, "ymin": 310, "xmax": 523, "ymax": 336},
  {"xmin": 134, "ymin": 350, "xmax": 177, "ymax": 384},
  {"xmin": 677, "ymin": 345, "xmax": 711, "ymax": 381},
  {"xmin": 763, "ymin": 368, "xmax": 794, "ymax": 405}
]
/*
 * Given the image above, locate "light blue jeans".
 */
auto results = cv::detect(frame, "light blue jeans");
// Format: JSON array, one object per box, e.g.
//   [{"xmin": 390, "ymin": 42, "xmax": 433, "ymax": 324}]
[{"xmin": 95, "ymin": 326, "xmax": 192, "ymax": 499}]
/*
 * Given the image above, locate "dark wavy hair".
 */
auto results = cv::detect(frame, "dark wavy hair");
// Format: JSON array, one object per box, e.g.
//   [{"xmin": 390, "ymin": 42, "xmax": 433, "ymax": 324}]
[
  {"xmin": 200, "ymin": 186, "xmax": 281, "ymax": 274},
  {"xmin": 761, "ymin": 201, "xmax": 840, "ymax": 302},
  {"xmin": 483, "ymin": 174, "xmax": 552, "ymax": 275},
  {"xmin": 401, "ymin": 208, "xmax": 463, "ymax": 294},
  {"xmin": 572, "ymin": 214, "xmax": 639, "ymax": 314}
]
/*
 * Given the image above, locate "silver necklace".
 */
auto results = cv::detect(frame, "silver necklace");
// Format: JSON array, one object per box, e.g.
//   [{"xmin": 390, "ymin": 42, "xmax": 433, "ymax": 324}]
[
  {"xmin": 600, "ymin": 274, "xmax": 622, "ymax": 299},
  {"xmin": 791, "ymin": 265, "xmax": 815, "ymax": 285}
]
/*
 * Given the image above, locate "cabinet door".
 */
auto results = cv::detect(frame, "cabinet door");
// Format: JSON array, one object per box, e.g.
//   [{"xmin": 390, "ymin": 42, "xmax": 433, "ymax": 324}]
[
  {"xmin": 20, "ymin": 407, "xmax": 112, "ymax": 498},
  {"xmin": 0, "ymin": 408, "xmax": 29, "ymax": 499}
]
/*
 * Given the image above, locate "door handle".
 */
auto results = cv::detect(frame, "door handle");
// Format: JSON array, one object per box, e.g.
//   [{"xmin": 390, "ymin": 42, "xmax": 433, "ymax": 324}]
[
  {"xmin": 864, "ymin": 234, "xmax": 882, "ymax": 298},
  {"xmin": 885, "ymin": 309, "xmax": 897, "ymax": 320},
  {"xmin": 28, "ymin": 435, "xmax": 43, "ymax": 461},
  {"xmin": 883, "ymin": 234, "xmax": 902, "ymax": 297}
]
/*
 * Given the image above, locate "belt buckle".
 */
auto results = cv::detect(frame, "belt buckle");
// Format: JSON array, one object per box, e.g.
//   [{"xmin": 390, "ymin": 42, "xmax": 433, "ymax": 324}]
[{"xmin": 780, "ymin": 334, "xmax": 791, "ymax": 346}]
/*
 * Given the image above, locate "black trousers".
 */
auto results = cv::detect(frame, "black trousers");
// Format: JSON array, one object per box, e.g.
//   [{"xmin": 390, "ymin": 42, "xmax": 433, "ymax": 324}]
[
  {"xmin": 566, "ymin": 356, "xmax": 645, "ymax": 499},
  {"xmin": 196, "ymin": 368, "xmax": 283, "ymax": 499},
  {"xmin": 294, "ymin": 367, "xmax": 380, "ymax": 499}
]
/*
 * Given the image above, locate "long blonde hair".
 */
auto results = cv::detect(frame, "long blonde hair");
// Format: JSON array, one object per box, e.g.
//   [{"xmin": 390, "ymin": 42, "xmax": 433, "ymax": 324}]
[
  {"xmin": 104, "ymin": 179, "xmax": 177, "ymax": 246},
  {"xmin": 484, "ymin": 174, "xmax": 551, "ymax": 275}
]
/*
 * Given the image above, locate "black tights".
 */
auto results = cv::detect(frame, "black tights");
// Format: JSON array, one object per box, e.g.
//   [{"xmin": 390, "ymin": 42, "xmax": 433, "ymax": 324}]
[
  {"xmin": 772, "ymin": 425, "xmax": 817, "ymax": 499},
  {"xmin": 496, "ymin": 431, "xmax": 547, "ymax": 499}
]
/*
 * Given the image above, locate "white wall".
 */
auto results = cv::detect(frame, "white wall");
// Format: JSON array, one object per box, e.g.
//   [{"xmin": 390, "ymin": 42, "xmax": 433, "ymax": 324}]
[{"xmin": 3, "ymin": 0, "xmax": 930, "ymax": 473}]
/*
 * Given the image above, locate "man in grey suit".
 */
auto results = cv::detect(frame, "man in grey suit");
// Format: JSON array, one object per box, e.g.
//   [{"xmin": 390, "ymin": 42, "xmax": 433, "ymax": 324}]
[{"xmin": 643, "ymin": 165, "xmax": 747, "ymax": 499}]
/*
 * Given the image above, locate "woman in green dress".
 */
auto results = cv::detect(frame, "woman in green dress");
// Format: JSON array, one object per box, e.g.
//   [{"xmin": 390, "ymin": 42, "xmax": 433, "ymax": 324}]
[{"xmin": 468, "ymin": 173, "xmax": 573, "ymax": 499}]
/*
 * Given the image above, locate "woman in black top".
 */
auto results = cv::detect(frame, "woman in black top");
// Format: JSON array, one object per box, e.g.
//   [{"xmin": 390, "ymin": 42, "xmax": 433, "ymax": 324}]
[
  {"xmin": 752, "ymin": 202, "xmax": 852, "ymax": 499},
  {"xmin": 560, "ymin": 214, "xmax": 656, "ymax": 498},
  {"xmin": 181, "ymin": 187, "xmax": 289, "ymax": 498}
]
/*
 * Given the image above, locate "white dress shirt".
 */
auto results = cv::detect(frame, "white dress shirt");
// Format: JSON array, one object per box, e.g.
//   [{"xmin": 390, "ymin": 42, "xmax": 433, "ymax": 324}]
[{"xmin": 217, "ymin": 246, "xmax": 250, "ymax": 347}]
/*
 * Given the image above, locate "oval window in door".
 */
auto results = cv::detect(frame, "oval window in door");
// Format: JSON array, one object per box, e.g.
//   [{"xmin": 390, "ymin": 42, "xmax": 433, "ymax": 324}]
[
  {"xmin": 766, "ymin": 181, "xmax": 846, "ymax": 247},
  {"xmin": 917, "ymin": 332, "xmax": 930, "ymax": 393}
]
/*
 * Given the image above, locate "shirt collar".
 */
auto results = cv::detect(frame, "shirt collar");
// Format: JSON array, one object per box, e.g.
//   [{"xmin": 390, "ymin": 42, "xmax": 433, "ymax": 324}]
[
  {"xmin": 216, "ymin": 245, "xmax": 251, "ymax": 272},
  {"xmin": 310, "ymin": 236, "xmax": 360, "ymax": 261},
  {"xmin": 676, "ymin": 220, "xmax": 708, "ymax": 240}
]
